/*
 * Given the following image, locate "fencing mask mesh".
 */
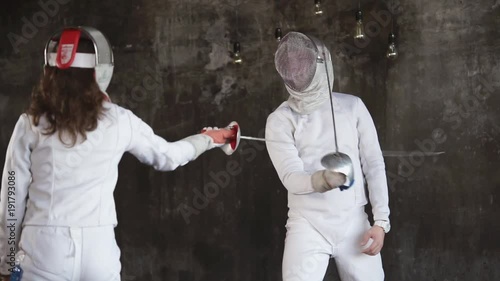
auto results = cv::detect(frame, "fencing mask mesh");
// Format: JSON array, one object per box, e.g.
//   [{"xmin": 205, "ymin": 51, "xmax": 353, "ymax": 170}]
[
  {"xmin": 275, "ymin": 32, "xmax": 318, "ymax": 92},
  {"xmin": 275, "ymin": 32, "xmax": 334, "ymax": 115}
]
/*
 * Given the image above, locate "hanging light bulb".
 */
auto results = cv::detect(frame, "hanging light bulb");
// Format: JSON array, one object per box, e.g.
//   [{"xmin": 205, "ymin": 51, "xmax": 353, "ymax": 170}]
[
  {"xmin": 275, "ymin": 28, "xmax": 282, "ymax": 42},
  {"xmin": 354, "ymin": 9, "xmax": 365, "ymax": 39},
  {"xmin": 386, "ymin": 33, "xmax": 398, "ymax": 60},
  {"xmin": 314, "ymin": 0, "xmax": 323, "ymax": 15},
  {"xmin": 233, "ymin": 41, "xmax": 242, "ymax": 64}
]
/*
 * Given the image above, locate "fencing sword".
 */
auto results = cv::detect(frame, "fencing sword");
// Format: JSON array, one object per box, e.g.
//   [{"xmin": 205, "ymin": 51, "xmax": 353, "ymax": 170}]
[
  {"xmin": 219, "ymin": 121, "xmax": 290, "ymax": 155},
  {"xmin": 379, "ymin": 151, "xmax": 445, "ymax": 157},
  {"xmin": 239, "ymin": 135, "xmax": 289, "ymax": 144},
  {"xmin": 221, "ymin": 121, "xmax": 445, "ymax": 157},
  {"xmin": 237, "ymin": 134, "xmax": 446, "ymax": 157},
  {"xmin": 302, "ymin": 36, "xmax": 356, "ymax": 184}
]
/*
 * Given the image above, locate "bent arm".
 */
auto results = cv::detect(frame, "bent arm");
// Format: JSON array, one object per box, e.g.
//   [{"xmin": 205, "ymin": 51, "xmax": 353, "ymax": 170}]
[{"xmin": 265, "ymin": 112, "xmax": 316, "ymax": 195}]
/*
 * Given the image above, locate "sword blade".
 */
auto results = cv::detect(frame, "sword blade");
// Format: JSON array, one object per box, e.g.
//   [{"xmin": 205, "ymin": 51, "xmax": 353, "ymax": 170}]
[
  {"xmin": 382, "ymin": 151, "xmax": 445, "ymax": 157},
  {"xmin": 238, "ymin": 136, "xmax": 446, "ymax": 157},
  {"xmin": 239, "ymin": 136, "xmax": 292, "ymax": 144}
]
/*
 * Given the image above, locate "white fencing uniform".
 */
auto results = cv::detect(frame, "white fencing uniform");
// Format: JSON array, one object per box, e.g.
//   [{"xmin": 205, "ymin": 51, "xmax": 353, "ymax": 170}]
[
  {"xmin": 266, "ymin": 93, "xmax": 390, "ymax": 281},
  {"xmin": 0, "ymin": 101, "xmax": 212, "ymax": 280},
  {"xmin": 17, "ymin": 226, "xmax": 121, "ymax": 281}
]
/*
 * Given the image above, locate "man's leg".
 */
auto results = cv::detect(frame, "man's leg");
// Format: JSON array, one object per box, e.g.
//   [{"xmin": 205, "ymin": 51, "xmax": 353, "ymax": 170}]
[
  {"xmin": 282, "ymin": 216, "xmax": 332, "ymax": 281},
  {"xmin": 334, "ymin": 213, "xmax": 384, "ymax": 281}
]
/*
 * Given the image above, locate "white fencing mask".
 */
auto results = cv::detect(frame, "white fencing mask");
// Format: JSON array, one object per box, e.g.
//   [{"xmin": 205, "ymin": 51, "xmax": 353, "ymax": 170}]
[
  {"xmin": 44, "ymin": 26, "xmax": 114, "ymax": 95},
  {"xmin": 274, "ymin": 32, "xmax": 334, "ymax": 115}
]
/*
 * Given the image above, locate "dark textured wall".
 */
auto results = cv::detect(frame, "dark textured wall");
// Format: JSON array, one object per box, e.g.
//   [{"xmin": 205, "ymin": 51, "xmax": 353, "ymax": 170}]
[
  {"xmin": 382, "ymin": 1, "xmax": 500, "ymax": 280},
  {"xmin": 0, "ymin": 0, "xmax": 499, "ymax": 280}
]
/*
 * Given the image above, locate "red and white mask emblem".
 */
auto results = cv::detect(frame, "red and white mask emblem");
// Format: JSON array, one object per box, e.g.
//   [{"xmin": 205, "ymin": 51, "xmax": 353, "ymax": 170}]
[
  {"xmin": 56, "ymin": 29, "xmax": 81, "ymax": 69},
  {"xmin": 60, "ymin": 44, "xmax": 75, "ymax": 65}
]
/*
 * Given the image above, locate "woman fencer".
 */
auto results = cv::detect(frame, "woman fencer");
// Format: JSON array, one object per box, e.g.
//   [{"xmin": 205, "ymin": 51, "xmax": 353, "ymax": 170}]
[{"xmin": 0, "ymin": 27, "xmax": 234, "ymax": 281}]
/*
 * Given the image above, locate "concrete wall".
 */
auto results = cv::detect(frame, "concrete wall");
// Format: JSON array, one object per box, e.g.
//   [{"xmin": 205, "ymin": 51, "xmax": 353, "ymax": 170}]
[{"xmin": 0, "ymin": 0, "xmax": 499, "ymax": 280}]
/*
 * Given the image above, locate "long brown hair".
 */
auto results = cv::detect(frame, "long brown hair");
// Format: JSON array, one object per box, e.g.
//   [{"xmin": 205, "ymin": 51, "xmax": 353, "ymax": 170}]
[{"xmin": 27, "ymin": 39, "xmax": 106, "ymax": 147}]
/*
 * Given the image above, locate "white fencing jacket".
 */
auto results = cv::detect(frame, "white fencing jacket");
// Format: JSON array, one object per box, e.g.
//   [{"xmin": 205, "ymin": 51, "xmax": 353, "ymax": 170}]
[
  {"xmin": 266, "ymin": 92, "xmax": 390, "ymax": 243},
  {"xmin": 0, "ymin": 102, "xmax": 205, "ymax": 274}
]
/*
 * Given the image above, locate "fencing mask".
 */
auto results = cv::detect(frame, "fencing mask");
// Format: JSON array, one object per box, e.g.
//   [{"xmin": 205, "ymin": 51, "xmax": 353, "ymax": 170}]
[
  {"xmin": 274, "ymin": 32, "xmax": 334, "ymax": 115},
  {"xmin": 44, "ymin": 26, "xmax": 114, "ymax": 93}
]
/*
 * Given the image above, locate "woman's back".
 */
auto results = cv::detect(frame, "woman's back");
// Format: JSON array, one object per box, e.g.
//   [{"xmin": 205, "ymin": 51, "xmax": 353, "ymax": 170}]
[{"xmin": 19, "ymin": 102, "xmax": 131, "ymax": 227}]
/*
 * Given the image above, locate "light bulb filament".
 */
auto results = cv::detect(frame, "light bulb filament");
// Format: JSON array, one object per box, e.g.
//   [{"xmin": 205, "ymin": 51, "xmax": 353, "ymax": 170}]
[
  {"xmin": 315, "ymin": 0, "xmax": 323, "ymax": 15},
  {"xmin": 354, "ymin": 10, "xmax": 365, "ymax": 39}
]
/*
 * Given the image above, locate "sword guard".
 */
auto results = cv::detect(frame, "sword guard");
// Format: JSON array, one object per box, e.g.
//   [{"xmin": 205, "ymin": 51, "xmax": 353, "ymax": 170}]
[{"xmin": 221, "ymin": 121, "xmax": 241, "ymax": 155}]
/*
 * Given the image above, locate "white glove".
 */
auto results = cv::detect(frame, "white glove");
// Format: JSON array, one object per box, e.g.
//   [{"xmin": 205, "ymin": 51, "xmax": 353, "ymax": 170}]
[{"xmin": 311, "ymin": 170, "xmax": 347, "ymax": 193}]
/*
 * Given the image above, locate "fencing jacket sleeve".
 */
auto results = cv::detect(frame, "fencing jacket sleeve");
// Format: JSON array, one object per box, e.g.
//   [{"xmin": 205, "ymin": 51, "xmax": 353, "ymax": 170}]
[
  {"xmin": 356, "ymin": 98, "xmax": 390, "ymax": 222},
  {"xmin": 265, "ymin": 107, "xmax": 316, "ymax": 195},
  {"xmin": 124, "ymin": 109, "xmax": 208, "ymax": 172}
]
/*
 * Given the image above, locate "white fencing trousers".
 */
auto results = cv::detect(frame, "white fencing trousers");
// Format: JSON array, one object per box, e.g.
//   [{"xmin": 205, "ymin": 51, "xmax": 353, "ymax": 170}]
[
  {"xmin": 282, "ymin": 211, "xmax": 384, "ymax": 281},
  {"xmin": 17, "ymin": 225, "xmax": 121, "ymax": 281}
]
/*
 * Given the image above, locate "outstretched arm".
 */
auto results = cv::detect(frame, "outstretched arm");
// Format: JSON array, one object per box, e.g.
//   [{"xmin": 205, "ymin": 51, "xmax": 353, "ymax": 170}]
[{"xmin": 125, "ymin": 110, "xmax": 233, "ymax": 171}]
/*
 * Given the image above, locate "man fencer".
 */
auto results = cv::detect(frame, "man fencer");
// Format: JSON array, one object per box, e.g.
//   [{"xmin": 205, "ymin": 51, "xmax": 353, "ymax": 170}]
[{"xmin": 265, "ymin": 32, "xmax": 391, "ymax": 281}]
